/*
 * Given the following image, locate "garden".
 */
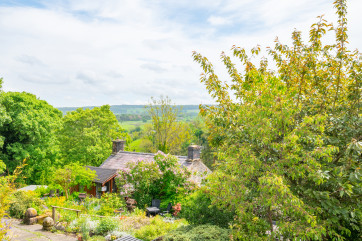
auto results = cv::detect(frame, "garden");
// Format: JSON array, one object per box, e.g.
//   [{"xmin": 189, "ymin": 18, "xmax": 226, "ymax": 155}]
[
  {"xmin": 5, "ymin": 152, "xmax": 232, "ymax": 241},
  {"xmin": 1, "ymin": 1, "xmax": 361, "ymax": 240}
]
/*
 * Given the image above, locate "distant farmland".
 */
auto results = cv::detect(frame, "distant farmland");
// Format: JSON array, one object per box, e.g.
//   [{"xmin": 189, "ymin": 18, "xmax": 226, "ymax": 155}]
[{"xmin": 57, "ymin": 104, "xmax": 200, "ymax": 116}]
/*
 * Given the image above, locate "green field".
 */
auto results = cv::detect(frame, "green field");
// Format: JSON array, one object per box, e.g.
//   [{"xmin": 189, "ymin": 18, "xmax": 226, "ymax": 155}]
[
  {"xmin": 58, "ymin": 104, "xmax": 201, "ymax": 132},
  {"xmin": 120, "ymin": 120, "xmax": 151, "ymax": 132}
]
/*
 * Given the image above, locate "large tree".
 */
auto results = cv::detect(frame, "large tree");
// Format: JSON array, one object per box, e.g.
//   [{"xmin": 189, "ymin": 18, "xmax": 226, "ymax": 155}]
[
  {"xmin": 193, "ymin": 0, "xmax": 361, "ymax": 240},
  {"xmin": 58, "ymin": 105, "xmax": 129, "ymax": 166},
  {"xmin": 0, "ymin": 78, "xmax": 9, "ymax": 152},
  {"xmin": 146, "ymin": 96, "xmax": 191, "ymax": 154},
  {"xmin": 0, "ymin": 91, "xmax": 62, "ymax": 184}
]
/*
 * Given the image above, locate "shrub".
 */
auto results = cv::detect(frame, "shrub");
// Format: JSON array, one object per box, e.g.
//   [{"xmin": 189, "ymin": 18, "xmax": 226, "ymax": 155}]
[
  {"xmin": 68, "ymin": 216, "xmax": 100, "ymax": 235},
  {"xmin": 33, "ymin": 186, "xmax": 49, "ymax": 197},
  {"xmin": 98, "ymin": 193, "xmax": 126, "ymax": 216},
  {"xmin": 80, "ymin": 218, "xmax": 91, "ymax": 241},
  {"xmin": 105, "ymin": 231, "xmax": 128, "ymax": 241},
  {"xmin": 8, "ymin": 190, "xmax": 44, "ymax": 218},
  {"xmin": 163, "ymin": 224, "xmax": 230, "ymax": 241},
  {"xmin": 134, "ymin": 216, "xmax": 188, "ymax": 241},
  {"xmin": 180, "ymin": 190, "xmax": 234, "ymax": 228},
  {"xmin": 96, "ymin": 217, "xmax": 119, "ymax": 235},
  {"xmin": 118, "ymin": 215, "xmax": 150, "ymax": 231},
  {"xmin": 89, "ymin": 236, "xmax": 106, "ymax": 241},
  {"xmin": 45, "ymin": 196, "xmax": 66, "ymax": 208},
  {"xmin": 117, "ymin": 152, "xmax": 193, "ymax": 208}
]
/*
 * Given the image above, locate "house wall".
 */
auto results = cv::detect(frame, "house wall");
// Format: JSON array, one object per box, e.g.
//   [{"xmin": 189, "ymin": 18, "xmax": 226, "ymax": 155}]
[{"xmin": 74, "ymin": 177, "xmax": 117, "ymax": 198}]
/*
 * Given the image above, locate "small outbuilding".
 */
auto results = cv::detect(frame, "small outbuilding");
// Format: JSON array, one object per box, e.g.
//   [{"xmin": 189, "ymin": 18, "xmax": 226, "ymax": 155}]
[{"xmin": 82, "ymin": 166, "xmax": 118, "ymax": 198}]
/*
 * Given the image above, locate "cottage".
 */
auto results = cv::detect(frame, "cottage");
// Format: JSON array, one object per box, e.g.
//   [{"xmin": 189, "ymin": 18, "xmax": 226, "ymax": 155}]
[
  {"xmin": 83, "ymin": 166, "xmax": 118, "ymax": 197},
  {"xmin": 84, "ymin": 138, "xmax": 211, "ymax": 197}
]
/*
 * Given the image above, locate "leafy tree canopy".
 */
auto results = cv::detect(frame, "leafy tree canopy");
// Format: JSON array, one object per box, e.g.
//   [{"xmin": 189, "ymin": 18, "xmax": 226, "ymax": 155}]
[
  {"xmin": 51, "ymin": 163, "xmax": 96, "ymax": 200},
  {"xmin": 0, "ymin": 91, "xmax": 62, "ymax": 184},
  {"xmin": 58, "ymin": 105, "xmax": 129, "ymax": 166},
  {"xmin": 146, "ymin": 96, "xmax": 191, "ymax": 155},
  {"xmin": 193, "ymin": 0, "xmax": 361, "ymax": 240}
]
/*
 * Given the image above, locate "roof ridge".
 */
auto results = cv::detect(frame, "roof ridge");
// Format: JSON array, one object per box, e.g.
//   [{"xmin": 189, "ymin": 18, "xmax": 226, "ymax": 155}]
[
  {"xmin": 86, "ymin": 165, "xmax": 118, "ymax": 171},
  {"xmin": 113, "ymin": 151, "xmax": 187, "ymax": 159}
]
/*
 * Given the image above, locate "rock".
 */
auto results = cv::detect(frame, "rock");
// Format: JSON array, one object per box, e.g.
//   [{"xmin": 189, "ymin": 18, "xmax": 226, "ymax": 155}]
[
  {"xmin": 126, "ymin": 198, "xmax": 137, "ymax": 212},
  {"xmin": 42, "ymin": 217, "xmax": 54, "ymax": 231},
  {"xmin": 24, "ymin": 217, "xmax": 38, "ymax": 225},
  {"xmin": 54, "ymin": 222, "xmax": 66, "ymax": 231},
  {"xmin": 36, "ymin": 215, "xmax": 48, "ymax": 224},
  {"xmin": 24, "ymin": 208, "xmax": 37, "ymax": 218},
  {"xmin": 23, "ymin": 208, "xmax": 38, "ymax": 225}
]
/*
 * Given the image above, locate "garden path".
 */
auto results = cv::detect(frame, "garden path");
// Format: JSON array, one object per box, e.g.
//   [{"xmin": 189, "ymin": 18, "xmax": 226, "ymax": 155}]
[{"xmin": 6, "ymin": 219, "xmax": 77, "ymax": 241}]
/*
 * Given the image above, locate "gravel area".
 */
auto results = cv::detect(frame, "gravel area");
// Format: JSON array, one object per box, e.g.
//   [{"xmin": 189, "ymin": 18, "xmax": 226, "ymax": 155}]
[{"xmin": 6, "ymin": 219, "xmax": 77, "ymax": 241}]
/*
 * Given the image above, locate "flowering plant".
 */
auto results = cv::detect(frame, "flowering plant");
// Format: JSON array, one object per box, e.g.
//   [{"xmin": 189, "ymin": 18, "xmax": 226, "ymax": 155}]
[
  {"xmin": 172, "ymin": 203, "xmax": 181, "ymax": 216},
  {"xmin": 116, "ymin": 152, "xmax": 193, "ymax": 207}
]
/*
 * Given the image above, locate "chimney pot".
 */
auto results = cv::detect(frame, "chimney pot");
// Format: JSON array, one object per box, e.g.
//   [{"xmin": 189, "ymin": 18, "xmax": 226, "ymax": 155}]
[
  {"xmin": 188, "ymin": 145, "xmax": 201, "ymax": 162},
  {"xmin": 112, "ymin": 138, "xmax": 125, "ymax": 154}
]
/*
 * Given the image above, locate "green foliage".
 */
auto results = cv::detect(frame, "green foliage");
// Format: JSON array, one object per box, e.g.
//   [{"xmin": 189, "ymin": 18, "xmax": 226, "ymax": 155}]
[
  {"xmin": 58, "ymin": 105, "xmax": 129, "ymax": 166},
  {"xmin": 88, "ymin": 236, "xmax": 106, "ymax": 241},
  {"xmin": 51, "ymin": 163, "xmax": 96, "ymax": 200},
  {"xmin": 117, "ymin": 152, "xmax": 193, "ymax": 207},
  {"xmin": 0, "ymin": 91, "xmax": 62, "ymax": 183},
  {"xmin": 163, "ymin": 224, "xmax": 230, "ymax": 241},
  {"xmin": 8, "ymin": 190, "xmax": 44, "ymax": 218},
  {"xmin": 146, "ymin": 96, "xmax": 191, "ymax": 154},
  {"xmin": 80, "ymin": 218, "xmax": 91, "ymax": 241},
  {"xmin": 134, "ymin": 216, "xmax": 188, "ymax": 241},
  {"xmin": 34, "ymin": 186, "xmax": 52, "ymax": 197},
  {"xmin": 97, "ymin": 193, "xmax": 126, "ymax": 216},
  {"xmin": 193, "ymin": 1, "xmax": 361, "ymax": 240},
  {"xmin": 95, "ymin": 217, "xmax": 119, "ymax": 235},
  {"xmin": 0, "ymin": 159, "xmax": 25, "ymax": 240},
  {"xmin": 180, "ymin": 190, "xmax": 234, "ymax": 228}
]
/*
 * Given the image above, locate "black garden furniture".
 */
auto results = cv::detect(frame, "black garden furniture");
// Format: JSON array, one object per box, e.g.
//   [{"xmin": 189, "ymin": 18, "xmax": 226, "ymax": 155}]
[{"xmin": 146, "ymin": 199, "xmax": 161, "ymax": 216}]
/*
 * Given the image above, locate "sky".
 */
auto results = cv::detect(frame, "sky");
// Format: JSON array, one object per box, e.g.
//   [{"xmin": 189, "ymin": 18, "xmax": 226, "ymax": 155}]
[{"xmin": 0, "ymin": 0, "xmax": 361, "ymax": 107}]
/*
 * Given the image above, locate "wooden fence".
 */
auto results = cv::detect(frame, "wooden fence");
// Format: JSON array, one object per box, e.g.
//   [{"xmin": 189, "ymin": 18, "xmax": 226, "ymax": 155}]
[{"xmin": 51, "ymin": 206, "xmax": 81, "ymax": 222}]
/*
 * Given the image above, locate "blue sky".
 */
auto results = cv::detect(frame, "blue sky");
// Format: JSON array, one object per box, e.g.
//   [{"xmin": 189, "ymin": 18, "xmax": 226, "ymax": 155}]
[{"xmin": 1, "ymin": 0, "xmax": 361, "ymax": 107}]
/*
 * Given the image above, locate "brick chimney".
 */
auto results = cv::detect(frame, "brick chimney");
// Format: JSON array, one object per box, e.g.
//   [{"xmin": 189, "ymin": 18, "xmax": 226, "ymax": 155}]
[
  {"xmin": 187, "ymin": 145, "xmax": 201, "ymax": 162},
  {"xmin": 112, "ymin": 138, "xmax": 125, "ymax": 154}
]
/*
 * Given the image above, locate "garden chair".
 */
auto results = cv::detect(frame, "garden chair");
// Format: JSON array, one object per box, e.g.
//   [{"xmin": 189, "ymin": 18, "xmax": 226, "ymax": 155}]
[
  {"xmin": 146, "ymin": 199, "xmax": 161, "ymax": 216},
  {"xmin": 160, "ymin": 202, "xmax": 172, "ymax": 216},
  {"xmin": 49, "ymin": 190, "xmax": 55, "ymax": 197}
]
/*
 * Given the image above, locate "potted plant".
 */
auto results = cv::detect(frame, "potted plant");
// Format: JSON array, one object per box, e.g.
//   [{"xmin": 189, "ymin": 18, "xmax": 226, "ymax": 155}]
[{"xmin": 77, "ymin": 234, "xmax": 83, "ymax": 241}]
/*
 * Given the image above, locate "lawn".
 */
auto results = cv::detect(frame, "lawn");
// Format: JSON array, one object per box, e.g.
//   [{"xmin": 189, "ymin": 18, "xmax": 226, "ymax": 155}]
[{"xmin": 119, "ymin": 120, "xmax": 151, "ymax": 132}]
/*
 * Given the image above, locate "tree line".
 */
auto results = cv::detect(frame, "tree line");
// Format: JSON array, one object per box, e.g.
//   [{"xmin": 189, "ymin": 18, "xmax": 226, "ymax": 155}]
[{"xmin": 0, "ymin": 85, "xmax": 128, "ymax": 184}]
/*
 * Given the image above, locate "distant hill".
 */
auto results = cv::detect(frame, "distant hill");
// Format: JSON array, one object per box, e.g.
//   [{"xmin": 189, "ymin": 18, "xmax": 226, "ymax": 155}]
[{"xmin": 57, "ymin": 105, "xmax": 200, "ymax": 119}]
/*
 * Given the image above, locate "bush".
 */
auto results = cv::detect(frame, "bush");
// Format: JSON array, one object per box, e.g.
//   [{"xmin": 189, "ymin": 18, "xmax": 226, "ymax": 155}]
[
  {"xmin": 68, "ymin": 216, "xmax": 100, "ymax": 235},
  {"xmin": 96, "ymin": 217, "xmax": 119, "ymax": 235},
  {"xmin": 45, "ymin": 196, "xmax": 66, "ymax": 208},
  {"xmin": 98, "ymin": 193, "xmax": 125, "ymax": 216},
  {"xmin": 163, "ymin": 224, "xmax": 230, "ymax": 241},
  {"xmin": 33, "ymin": 186, "xmax": 49, "ymax": 197},
  {"xmin": 89, "ymin": 236, "xmax": 106, "ymax": 241},
  {"xmin": 180, "ymin": 190, "xmax": 234, "ymax": 228},
  {"xmin": 8, "ymin": 190, "xmax": 44, "ymax": 218},
  {"xmin": 117, "ymin": 152, "xmax": 193, "ymax": 208},
  {"xmin": 134, "ymin": 216, "xmax": 188, "ymax": 241}
]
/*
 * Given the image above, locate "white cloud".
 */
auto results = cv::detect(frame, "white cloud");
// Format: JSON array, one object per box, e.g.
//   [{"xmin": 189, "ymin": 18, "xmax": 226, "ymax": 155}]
[
  {"xmin": 0, "ymin": 0, "xmax": 361, "ymax": 107},
  {"xmin": 207, "ymin": 16, "xmax": 231, "ymax": 26}
]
